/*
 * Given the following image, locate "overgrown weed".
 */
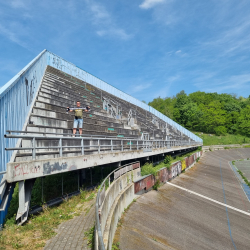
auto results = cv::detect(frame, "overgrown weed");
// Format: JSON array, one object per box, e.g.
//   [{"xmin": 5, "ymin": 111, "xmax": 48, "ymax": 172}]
[{"xmin": 0, "ymin": 189, "xmax": 97, "ymax": 250}]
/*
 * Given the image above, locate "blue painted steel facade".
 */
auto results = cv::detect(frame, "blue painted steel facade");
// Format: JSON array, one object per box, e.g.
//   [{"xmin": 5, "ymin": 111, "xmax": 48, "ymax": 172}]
[{"xmin": 0, "ymin": 50, "xmax": 47, "ymax": 183}]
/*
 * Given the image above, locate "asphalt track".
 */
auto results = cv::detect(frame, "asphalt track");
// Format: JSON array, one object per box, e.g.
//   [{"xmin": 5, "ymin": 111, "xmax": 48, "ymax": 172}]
[
  {"xmin": 234, "ymin": 160, "xmax": 250, "ymax": 181},
  {"xmin": 115, "ymin": 148, "xmax": 250, "ymax": 250}
]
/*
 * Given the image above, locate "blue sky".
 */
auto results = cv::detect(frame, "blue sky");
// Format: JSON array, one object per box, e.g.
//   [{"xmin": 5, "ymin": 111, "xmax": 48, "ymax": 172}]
[{"xmin": 1, "ymin": 0, "xmax": 250, "ymax": 102}]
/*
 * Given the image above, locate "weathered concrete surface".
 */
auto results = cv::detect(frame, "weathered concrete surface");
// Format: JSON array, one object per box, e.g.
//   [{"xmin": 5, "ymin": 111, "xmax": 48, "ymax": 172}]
[
  {"xmin": 44, "ymin": 199, "xmax": 95, "ymax": 250},
  {"xmin": 6, "ymin": 145, "xmax": 199, "ymax": 182},
  {"xmin": 115, "ymin": 148, "xmax": 250, "ymax": 250},
  {"xmin": 202, "ymin": 144, "xmax": 250, "ymax": 152}
]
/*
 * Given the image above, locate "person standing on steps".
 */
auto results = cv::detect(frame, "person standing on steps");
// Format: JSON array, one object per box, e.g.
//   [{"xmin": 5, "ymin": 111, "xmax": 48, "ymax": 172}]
[{"xmin": 67, "ymin": 101, "xmax": 90, "ymax": 137}]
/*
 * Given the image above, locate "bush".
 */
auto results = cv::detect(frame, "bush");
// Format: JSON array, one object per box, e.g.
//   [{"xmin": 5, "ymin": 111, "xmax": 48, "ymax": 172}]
[
  {"xmin": 141, "ymin": 163, "xmax": 158, "ymax": 176},
  {"xmin": 214, "ymin": 126, "xmax": 227, "ymax": 136},
  {"xmin": 164, "ymin": 155, "xmax": 173, "ymax": 169},
  {"xmin": 164, "ymin": 155, "xmax": 172, "ymax": 165},
  {"xmin": 152, "ymin": 179, "xmax": 160, "ymax": 191}
]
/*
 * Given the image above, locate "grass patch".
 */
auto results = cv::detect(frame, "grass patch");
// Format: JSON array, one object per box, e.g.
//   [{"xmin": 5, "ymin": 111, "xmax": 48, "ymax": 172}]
[
  {"xmin": 237, "ymin": 170, "xmax": 250, "ymax": 188},
  {"xmin": 84, "ymin": 225, "xmax": 95, "ymax": 249},
  {"xmin": 112, "ymin": 242, "xmax": 121, "ymax": 250},
  {"xmin": 194, "ymin": 133, "xmax": 250, "ymax": 146},
  {"xmin": 152, "ymin": 179, "xmax": 161, "ymax": 191},
  {"xmin": 0, "ymin": 189, "xmax": 97, "ymax": 250}
]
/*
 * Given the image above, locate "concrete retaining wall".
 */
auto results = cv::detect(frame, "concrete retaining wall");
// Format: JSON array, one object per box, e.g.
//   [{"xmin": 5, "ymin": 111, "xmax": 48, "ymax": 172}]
[
  {"xmin": 95, "ymin": 152, "xmax": 203, "ymax": 250},
  {"xmin": 134, "ymin": 151, "xmax": 202, "ymax": 194},
  {"xmin": 96, "ymin": 162, "xmax": 140, "ymax": 250}
]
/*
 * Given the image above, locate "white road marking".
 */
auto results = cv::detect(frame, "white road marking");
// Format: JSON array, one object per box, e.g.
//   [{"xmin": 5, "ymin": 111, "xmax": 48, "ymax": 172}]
[{"xmin": 167, "ymin": 182, "xmax": 250, "ymax": 216}]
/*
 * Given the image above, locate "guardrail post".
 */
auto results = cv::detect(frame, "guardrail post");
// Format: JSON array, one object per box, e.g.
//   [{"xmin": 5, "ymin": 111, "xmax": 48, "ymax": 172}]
[
  {"xmin": 59, "ymin": 138, "xmax": 62, "ymax": 157},
  {"xmin": 130, "ymin": 140, "xmax": 131, "ymax": 151},
  {"xmin": 81, "ymin": 139, "xmax": 84, "ymax": 155},
  {"xmin": 121, "ymin": 140, "xmax": 123, "ymax": 151},
  {"xmin": 137, "ymin": 140, "xmax": 138, "ymax": 150},
  {"xmin": 32, "ymin": 137, "xmax": 36, "ymax": 159},
  {"xmin": 98, "ymin": 139, "xmax": 100, "ymax": 154},
  {"xmin": 62, "ymin": 175, "xmax": 63, "ymax": 196},
  {"xmin": 111, "ymin": 140, "xmax": 113, "ymax": 152}
]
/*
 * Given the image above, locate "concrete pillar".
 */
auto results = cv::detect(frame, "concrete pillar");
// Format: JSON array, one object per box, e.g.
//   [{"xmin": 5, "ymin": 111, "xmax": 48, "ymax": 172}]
[{"xmin": 19, "ymin": 181, "xmax": 25, "ymax": 213}]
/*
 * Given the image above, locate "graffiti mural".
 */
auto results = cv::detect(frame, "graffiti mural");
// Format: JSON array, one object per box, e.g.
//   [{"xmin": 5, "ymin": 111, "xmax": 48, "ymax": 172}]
[
  {"xmin": 134, "ymin": 151, "xmax": 203, "ymax": 194},
  {"xmin": 25, "ymin": 72, "xmax": 37, "ymax": 106},
  {"xmin": 181, "ymin": 160, "xmax": 186, "ymax": 171},
  {"xmin": 14, "ymin": 164, "xmax": 41, "ymax": 177},
  {"xmin": 43, "ymin": 162, "xmax": 68, "ymax": 175}
]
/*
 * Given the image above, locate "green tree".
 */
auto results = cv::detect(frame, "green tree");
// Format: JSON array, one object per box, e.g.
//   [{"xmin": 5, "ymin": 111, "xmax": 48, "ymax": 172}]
[{"xmin": 237, "ymin": 105, "xmax": 250, "ymax": 136}]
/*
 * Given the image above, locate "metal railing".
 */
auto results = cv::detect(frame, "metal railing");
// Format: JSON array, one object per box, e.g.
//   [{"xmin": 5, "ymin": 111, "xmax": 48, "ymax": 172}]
[
  {"xmin": 95, "ymin": 161, "xmax": 140, "ymax": 250},
  {"xmin": 5, "ymin": 133, "xmax": 201, "ymax": 160},
  {"xmin": 5, "ymin": 130, "xmax": 136, "ymax": 139}
]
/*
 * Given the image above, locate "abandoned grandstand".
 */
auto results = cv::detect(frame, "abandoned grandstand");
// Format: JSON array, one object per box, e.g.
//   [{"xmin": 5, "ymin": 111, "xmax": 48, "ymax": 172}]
[{"xmin": 0, "ymin": 50, "xmax": 202, "ymax": 226}]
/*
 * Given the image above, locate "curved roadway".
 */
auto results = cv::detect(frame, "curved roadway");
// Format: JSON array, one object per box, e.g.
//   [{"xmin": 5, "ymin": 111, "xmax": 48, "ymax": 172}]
[{"xmin": 115, "ymin": 148, "xmax": 250, "ymax": 250}]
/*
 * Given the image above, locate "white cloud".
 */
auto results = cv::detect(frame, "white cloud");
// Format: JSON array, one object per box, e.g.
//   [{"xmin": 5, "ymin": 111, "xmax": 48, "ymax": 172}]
[
  {"xmin": 139, "ymin": 0, "xmax": 165, "ymax": 9},
  {"xmin": 175, "ymin": 50, "xmax": 181, "ymax": 54},
  {"xmin": 132, "ymin": 83, "xmax": 152, "ymax": 93},
  {"xmin": 84, "ymin": 1, "xmax": 131, "ymax": 40},
  {"xmin": 0, "ymin": 24, "xmax": 28, "ymax": 49},
  {"xmin": 90, "ymin": 3, "xmax": 110, "ymax": 21},
  {"xmin": 194, "ymin": 73, "xmax": 250, "ymax": 93}
]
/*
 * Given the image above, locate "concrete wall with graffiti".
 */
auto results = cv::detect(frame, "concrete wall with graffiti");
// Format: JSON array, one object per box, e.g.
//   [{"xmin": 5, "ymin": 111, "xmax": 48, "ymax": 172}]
[{"xmin": 134, "ymin": 151, "xmax": 202, "ymax": 194}]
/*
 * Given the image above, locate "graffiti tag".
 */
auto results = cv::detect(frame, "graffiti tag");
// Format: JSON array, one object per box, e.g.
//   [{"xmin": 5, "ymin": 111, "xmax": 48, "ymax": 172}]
[
  {"xmin": 43, "ymin": 162, "xmax": 68, "ymax": 175},
  {"xmin": 14, "ymin": 164, "xmax": 41, "ymax": 177}
]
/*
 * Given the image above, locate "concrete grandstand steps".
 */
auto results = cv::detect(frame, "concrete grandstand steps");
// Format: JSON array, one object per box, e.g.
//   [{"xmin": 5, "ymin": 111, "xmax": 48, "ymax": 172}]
[
  {"xmin": 42, "ymin": 76, "xmax": 104, "ymax": 104},
  {"xmin": 39, "ymin": 84, "xmax": 103, "ymax": 109},
  {"xmin": 32, "ymin": 106, "xmax": 125, "ymax": 129},
  {"xmin": 34, "ymin": 101, "xmax": 123, "ymax": 125},
  {"xmin": 40, "ymin": 81, "xmax": 103, "ymax": 105},
  {"xmin": 42, "ymin": 66, "xmax": 169, "ymax": 140},
  {"xmin": 28, "ymin": 115, "xmax": 139, "ymax": 137},
  {"xmin": 30, "ymin": 111, "xmax": 138, "ymax": 135}
]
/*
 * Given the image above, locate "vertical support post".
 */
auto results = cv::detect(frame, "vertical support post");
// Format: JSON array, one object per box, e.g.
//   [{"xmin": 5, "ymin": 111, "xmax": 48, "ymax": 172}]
[
  {"xmin": 78, "ymin": 170, "xmax": 80, "ymax": 191},
  {"xmin": 62, "ymin": 175, "xmax": 63, "ymax": 196},
  {"xmin": 130, "ymin": 140, "xmax": 131, "ymax": 151},
  {"xmin": 81, "ymin": 139, "xmax": 84, "ymax": 155},
  {"xmin": 42, "ymin": 178, "xmax": 44, "ymax": 203},
  {"xmin": 90, "ymin": 168, "xmax": 93, "ymax": 186},
  {"xmin": 59, "ymin": 138, "xmax": 62, "ymax": 157},
  {"xmin": 121, "ymin": 140, "xmax": 123, "ymax": 151},
  {"xmin": 98, "ymin": 139, "xmax": 100, "ymax": 154},
  {"xmin": 32, "ymin": 137, "xmax": 36, "ymax": 160},
  {"xmin": 137, "ymin": 140, "xmax": 138, "ymax": 150},
  {"xmin": 111, "ymin": 140, "xmax": 113, "ymax": 152},
  {"xmin": 19, "ymin": 181, "xmax": 25, "ymax": 213}
]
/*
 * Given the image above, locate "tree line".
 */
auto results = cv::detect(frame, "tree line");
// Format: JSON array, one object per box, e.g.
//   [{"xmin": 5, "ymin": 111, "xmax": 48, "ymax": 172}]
[{"xmin": 148, "ymin": 91, "xmax": 250, "ymax": 136}]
